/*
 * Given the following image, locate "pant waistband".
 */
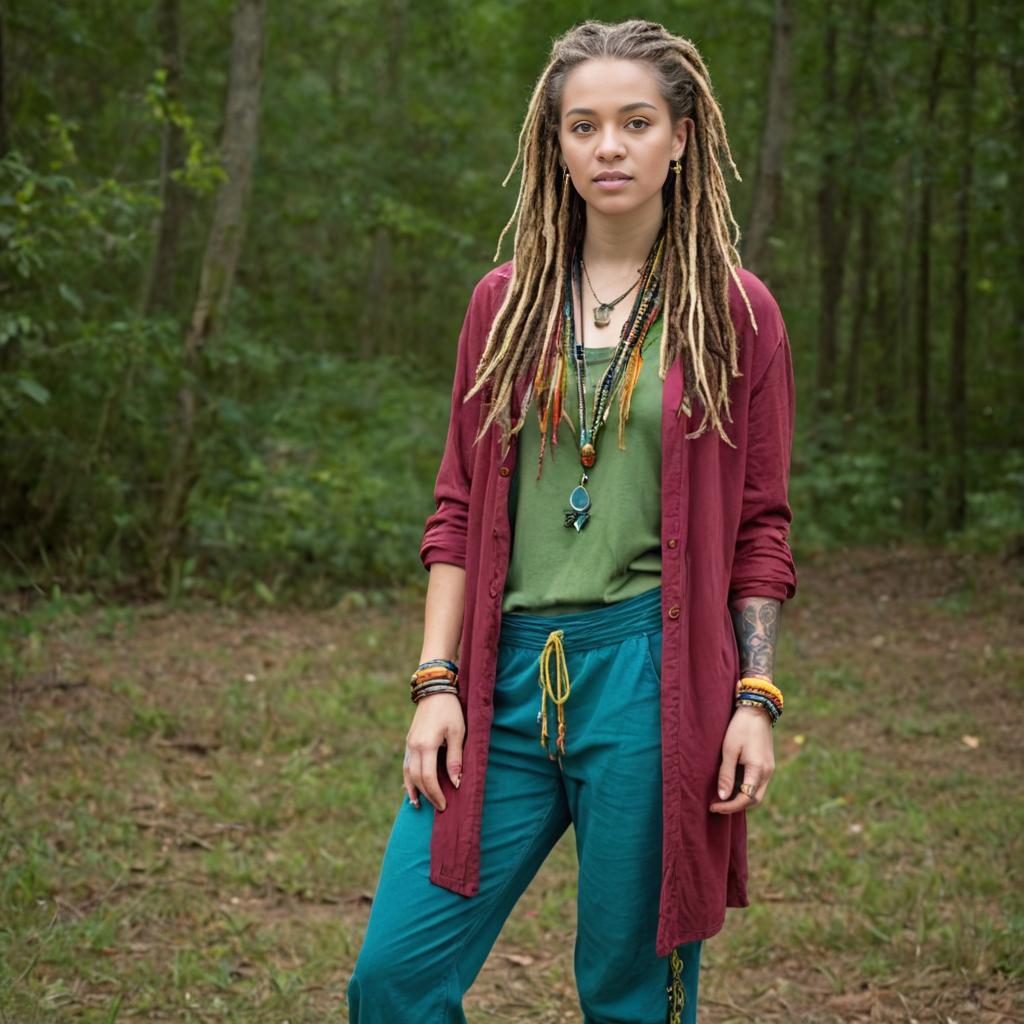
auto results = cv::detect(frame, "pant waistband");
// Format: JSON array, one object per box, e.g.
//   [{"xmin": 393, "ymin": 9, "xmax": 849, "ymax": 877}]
[{"xmin": 499, "ymin": 586, "xmax": 663, "ymax": 653}]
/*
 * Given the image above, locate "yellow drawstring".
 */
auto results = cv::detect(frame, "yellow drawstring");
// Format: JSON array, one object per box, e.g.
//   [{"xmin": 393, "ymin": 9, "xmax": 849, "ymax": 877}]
[
  {"xmin": 667, "ymin": 947, "xmax": 685, "ymax": 1023},
  {"xmin": 538, "ymin": 629, "xmax": 571, "ymax": 758}
]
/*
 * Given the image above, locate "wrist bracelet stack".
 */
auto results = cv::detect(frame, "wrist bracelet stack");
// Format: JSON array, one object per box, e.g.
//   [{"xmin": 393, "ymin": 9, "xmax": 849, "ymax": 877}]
[
  {"xmin": 410, "ymin": 658, "xmax": 460, "ymax": 704},
  {"xmin": 734, "ymin": 676, "xmax": 784, "ymax": 727}
]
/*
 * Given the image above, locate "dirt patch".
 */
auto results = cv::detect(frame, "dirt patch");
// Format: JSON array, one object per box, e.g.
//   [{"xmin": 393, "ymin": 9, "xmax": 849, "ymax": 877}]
[{"xmin": 2, "ymin": 546, "xmax": 1021, "ymax": 1022}]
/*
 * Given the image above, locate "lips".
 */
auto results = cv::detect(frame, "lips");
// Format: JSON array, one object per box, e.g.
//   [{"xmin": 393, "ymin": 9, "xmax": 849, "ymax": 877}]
[{"xmin": 593, "ymin": 173, "xmax": 632, "ymax": 191}]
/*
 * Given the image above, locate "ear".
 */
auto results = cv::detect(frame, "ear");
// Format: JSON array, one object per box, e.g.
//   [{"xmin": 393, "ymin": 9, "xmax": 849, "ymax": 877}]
[{"xmin": 672, "ymin": 116, "xmax": 693, "ymax": 162}]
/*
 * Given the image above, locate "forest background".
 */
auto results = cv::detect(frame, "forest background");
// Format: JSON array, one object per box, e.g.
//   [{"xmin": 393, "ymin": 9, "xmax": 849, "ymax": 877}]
[
  {"xmin": 2, "ymin": 1, "xmax": 1023, "ymax": 1023},
  {"xmin": 2, "ymin": 0, "xmax": 1021, "ymax": 600}
]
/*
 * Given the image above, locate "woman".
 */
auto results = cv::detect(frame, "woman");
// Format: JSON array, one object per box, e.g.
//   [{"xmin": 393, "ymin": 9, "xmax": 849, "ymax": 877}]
[{"xmin": 347, "ymin": 18, "xmax": 796, "ymax": 1024}]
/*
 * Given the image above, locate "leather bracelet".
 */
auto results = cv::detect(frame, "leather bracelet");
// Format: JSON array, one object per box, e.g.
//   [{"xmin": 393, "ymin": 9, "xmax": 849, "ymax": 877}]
[
  {"xmin": 417, "ymin": 658, "xmax": 458, "ymax": 673},
  {"xmin": 410, "ymin": 683, "xmax": 459, "ymax": 704},
  {"xmin": 410, "ymin": 667, "xmax": 457, "ymax": 688}
]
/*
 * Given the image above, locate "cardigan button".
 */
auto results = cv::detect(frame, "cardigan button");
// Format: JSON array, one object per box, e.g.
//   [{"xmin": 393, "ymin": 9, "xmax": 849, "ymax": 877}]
[
  {"xmin": 667, "ymin": 604, "xmax": 681, "ymax": 620},
  {"xmin": 499, "ymin": 466, "xmax": 510, "ymax": 477},
  {"xmin": 666, "ymin": 538, "xmax": 678, "ymax": 549}
]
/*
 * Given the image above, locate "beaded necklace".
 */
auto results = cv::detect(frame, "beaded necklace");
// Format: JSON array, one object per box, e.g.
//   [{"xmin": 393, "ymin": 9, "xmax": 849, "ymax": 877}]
[{"xmin": 562, "ymin": 232, "xmax": 666, "ymax": 532}]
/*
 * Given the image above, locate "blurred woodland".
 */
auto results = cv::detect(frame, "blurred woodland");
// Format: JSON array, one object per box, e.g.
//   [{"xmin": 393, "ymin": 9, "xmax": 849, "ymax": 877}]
[{"xmin": 1, "ymin": 0, "xmax": 1021, "ymax": 602}]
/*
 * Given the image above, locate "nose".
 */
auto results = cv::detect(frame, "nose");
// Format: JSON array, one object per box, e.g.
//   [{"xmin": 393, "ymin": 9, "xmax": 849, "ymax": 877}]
[{"xmin": 594, "ymin": 125, "xmax": 627, "ymax": 161}]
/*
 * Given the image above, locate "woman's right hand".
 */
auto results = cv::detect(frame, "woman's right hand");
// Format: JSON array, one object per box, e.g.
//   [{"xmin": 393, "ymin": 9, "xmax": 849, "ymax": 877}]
[{"xmin": 403, "ymin": 693, "xmax": 465, "ymax": 813}]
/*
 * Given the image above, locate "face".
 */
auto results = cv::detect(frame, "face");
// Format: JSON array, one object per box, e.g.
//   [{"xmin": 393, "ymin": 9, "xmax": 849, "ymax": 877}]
[{"xmin": 557, "ymin": 58, "xmax": 690, "ymax": 220}]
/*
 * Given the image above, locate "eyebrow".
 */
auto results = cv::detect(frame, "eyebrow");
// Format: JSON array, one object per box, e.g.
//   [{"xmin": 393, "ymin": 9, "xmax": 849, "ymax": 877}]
[{"xmin": 564, "ymin": 101, "xmax": 658, "ymax": 118}]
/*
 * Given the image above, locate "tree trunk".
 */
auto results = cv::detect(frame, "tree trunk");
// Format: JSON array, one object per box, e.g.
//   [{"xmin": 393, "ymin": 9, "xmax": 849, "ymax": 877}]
[
  {"xmin": 815, "ymin": 0, "xmax": 877, "ymax": 415},
  {"xmin": 360, "ymin": 0, "xmax": 405, "ymax": 357},
  {"xmin": 744, "ymin": 0, "xmax": 794, "ymax": 280},
  {"xmin": 947, "ymin": 0, "xmax": 977, "ymax": 533},
  {"xmin": 143, "ymin": 0, "xmax": 188, "ymax": 315},
  {"xmin": 1006, "ymin": 14, "xmax": 1024, "ymax": 452},
  {"xmin": 895, "ymin": 153, "xmax": 916, "ymax": 397},
  {"xmin": 152, "ymin": 0, "xmax": 267, "ymax": 587},
  {"xmin": 873, "ymin": 263, "xmax": 894, "ymax": 414},
  {"xmin": 815, "ymin": 0, "xmax": 840, "ymax": 412},
  {"xmin": 844, "ymin": 202, "xmax": 874, "ymax": 414},
  {"xmin": 913, "ymin": 0, "xmax": 952, "ymax": 530},
  {"xmin": 0, "ymin": 4, "xmax": 9, "ymax": 159}
]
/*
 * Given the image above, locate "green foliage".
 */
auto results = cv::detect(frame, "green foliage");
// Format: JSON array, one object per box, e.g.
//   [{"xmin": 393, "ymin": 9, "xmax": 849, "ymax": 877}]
[
  {"xmin": 0, "ymin": 0, "xmax": 1021, "ymax": 596},
  {"xmin": 188, "ymin": 346, "xmax": 450, "ymax": 600},
  {"xmin": 143, "ymin": 68, "xmax": 226, "ymax": 195},
  {"xmin": 0, "ymin": 122, "xmax": 174, "ymax": 589}
]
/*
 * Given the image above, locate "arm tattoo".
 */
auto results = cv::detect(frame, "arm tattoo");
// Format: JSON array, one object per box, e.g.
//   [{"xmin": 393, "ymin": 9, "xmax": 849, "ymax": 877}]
[{"xmin": 729, "ymin": 597, "xmax": 781, "ymax": 679}]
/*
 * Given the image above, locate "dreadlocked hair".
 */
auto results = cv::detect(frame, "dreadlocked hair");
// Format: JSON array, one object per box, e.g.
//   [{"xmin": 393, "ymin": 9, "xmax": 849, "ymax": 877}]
[{"xmin": 464, "ymin": 18, "xmax": 757, "ymax": 455}]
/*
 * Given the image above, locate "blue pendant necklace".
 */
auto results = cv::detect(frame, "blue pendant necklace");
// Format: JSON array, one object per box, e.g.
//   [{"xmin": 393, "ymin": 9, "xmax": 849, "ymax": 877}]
[{"xmin": 562, "ymin": 235, "xmax": 665, "ymax": 532}]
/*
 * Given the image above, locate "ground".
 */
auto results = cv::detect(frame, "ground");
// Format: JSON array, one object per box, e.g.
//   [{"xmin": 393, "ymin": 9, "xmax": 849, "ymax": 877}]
[{"xmin": 1, "ymin": 545, "xmax": 1021, "ymax": 1022}]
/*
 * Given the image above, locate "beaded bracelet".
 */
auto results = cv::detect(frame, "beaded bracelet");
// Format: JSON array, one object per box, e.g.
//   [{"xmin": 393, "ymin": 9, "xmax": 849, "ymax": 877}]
[
  {"xmin": 739, "ymin": 687, "xmax": 783, "ymax": 714},
  {"xmin": 737, "ymin": 676, "xmax": 785, "ymax": 707},
  {"xmin": 735, "ymin": 693, "xmax": 781, "ymax": 726},
  {"xmin": 736, "ymin": 687, "xmax": 782, "ymax": 716}
]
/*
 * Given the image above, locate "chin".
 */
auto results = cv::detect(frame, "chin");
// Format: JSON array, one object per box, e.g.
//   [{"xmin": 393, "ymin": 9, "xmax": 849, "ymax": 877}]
[{"xmin": 583, "ymin": 190, "xmax": 661, "ymax": 217}]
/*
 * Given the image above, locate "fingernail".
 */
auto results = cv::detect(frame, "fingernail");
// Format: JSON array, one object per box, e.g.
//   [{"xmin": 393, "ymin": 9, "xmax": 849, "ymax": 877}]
[
  {"xmin": 454, "ymin": 773, "xmax": 462, "ymax": 789},
  {"xmin": 718, "ymin": 787, "xmax": 728, "ymax": 800}
]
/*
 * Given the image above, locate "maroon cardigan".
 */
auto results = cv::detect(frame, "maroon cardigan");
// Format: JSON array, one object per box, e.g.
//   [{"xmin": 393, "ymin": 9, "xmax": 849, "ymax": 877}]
[{"xmin": 419, "ymin": 260, "xmax": 797, "ymax": 952}]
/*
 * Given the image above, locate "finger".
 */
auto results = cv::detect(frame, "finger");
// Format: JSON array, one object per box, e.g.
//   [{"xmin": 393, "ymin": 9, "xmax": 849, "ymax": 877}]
[
  {"xmin": 710, "ymin": 763, "xmax": 763, "ymax": 815},
  {"xmin": 740, "ymin": 764, "xmax": 763, "ymax": 800},
  {"xmin": 754, "ymin": 762, "xmax": 774, "ymax": 806},
  {"xmin": 446, "ymin": 733, "xmax": 464, "ymax": 791},
  {"xmin": 404, "ymin": 748, "xmax": 421, "ymax": 809},
  {"xmin": 418, "ymin": 750, "xmax": 446, "ymax": 813},
  {"xmin": 716, "ymin": 746, "xmax": 741, "ymax": 803},
  {"xmin": 710, "ymin": 792, "xmax": 755, "ymax": 814}
]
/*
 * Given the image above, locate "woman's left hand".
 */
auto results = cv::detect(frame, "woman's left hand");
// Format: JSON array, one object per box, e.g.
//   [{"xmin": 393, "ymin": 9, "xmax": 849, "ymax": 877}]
[{"xmin": 709, "ymin": 705, "xmax": 775, "ymax": 814}]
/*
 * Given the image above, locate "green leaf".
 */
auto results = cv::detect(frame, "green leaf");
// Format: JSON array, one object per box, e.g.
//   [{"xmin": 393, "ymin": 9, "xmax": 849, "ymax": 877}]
[
  {"xmin": 15, "ymin": 377, "xmax": 50, "ymax": 404},
  {"xmin": 58, "ymin": 282, "xmax": 83, "ymax": 311}
]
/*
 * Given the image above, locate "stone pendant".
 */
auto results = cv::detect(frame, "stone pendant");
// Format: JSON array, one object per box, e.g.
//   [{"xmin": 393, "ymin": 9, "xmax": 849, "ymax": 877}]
[
  {"xmin": 593, "ymin": 304, "xmax": 612, "ymax": 327},
  {"xmin": 564, "ymin": 482, "xmax": 591, "ymax": 532}
]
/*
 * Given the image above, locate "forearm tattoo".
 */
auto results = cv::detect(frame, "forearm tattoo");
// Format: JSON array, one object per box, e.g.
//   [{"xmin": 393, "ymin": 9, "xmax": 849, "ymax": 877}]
[{"xmin": 729, "ymin": 597, "xmax": 781, "ymax": 679}]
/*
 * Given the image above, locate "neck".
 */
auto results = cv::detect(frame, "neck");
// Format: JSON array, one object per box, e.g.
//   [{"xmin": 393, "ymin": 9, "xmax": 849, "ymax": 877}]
[{"xmin": 580, "ymin": 195, "xmax": 665, "ymax": 273}]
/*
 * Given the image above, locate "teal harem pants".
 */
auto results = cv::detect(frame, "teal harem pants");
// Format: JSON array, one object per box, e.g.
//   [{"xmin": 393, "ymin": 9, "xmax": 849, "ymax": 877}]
[{"xmin": 346, "ymin": 586, "xmax": 702, "ymax": 1023}]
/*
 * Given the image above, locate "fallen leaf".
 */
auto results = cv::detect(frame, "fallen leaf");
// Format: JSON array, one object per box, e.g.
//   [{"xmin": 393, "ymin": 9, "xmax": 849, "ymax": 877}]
[
  {"xmin": 960, "ymin": 735, "xmax": 980, "ymax": 749},
  {"xmin": 499, "ymin": 952, "xmax": 535, "ymax": 967}
]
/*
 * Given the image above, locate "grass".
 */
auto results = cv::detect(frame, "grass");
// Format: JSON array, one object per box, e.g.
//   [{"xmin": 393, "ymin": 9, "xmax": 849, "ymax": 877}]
[{"xmin": 1, "ymin": 545, "xmax": 1022, "ymax": 1022}]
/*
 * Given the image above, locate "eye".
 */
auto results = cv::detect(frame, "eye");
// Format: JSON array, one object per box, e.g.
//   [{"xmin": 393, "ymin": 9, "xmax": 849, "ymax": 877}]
[
  {"xmin": 627, "ymin": 117, "xmax": 650, "ymax": 130},
  {"xmin": 571, "ymin": 122, "xmax": 595, "ymax": 134}
]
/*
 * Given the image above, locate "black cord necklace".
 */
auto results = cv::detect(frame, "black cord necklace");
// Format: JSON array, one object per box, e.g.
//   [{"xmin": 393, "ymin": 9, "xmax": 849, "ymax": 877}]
[
  {"xmin": 562, "ymin": 233, "xmax": 666, "ymax": 532},
  {"xmin": 580, "ymin": 259, "xmax": 642, "ymax": 327}
]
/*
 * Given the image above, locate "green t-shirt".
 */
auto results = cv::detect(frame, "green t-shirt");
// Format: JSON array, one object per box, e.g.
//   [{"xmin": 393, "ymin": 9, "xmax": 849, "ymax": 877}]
[{"xmin": 502, "ymin": 316, "xmax": 664, "ymax": 615}]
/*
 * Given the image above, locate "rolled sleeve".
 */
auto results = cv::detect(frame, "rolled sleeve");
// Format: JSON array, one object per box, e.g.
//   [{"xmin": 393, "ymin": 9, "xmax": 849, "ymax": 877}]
[
  {"xmin": 419, "ymin": 278, "xmax": 493, "ymax": 571},
  {"xmin": 728, "ymin": 319, "xmax": 798, "ymax": 604}
]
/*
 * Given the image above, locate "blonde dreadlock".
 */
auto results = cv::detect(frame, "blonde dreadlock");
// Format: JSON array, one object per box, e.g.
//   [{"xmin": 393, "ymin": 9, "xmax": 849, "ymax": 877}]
[{"xmin": 464, "ymin": 19, "xmax": 757, "ymax": 456}]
